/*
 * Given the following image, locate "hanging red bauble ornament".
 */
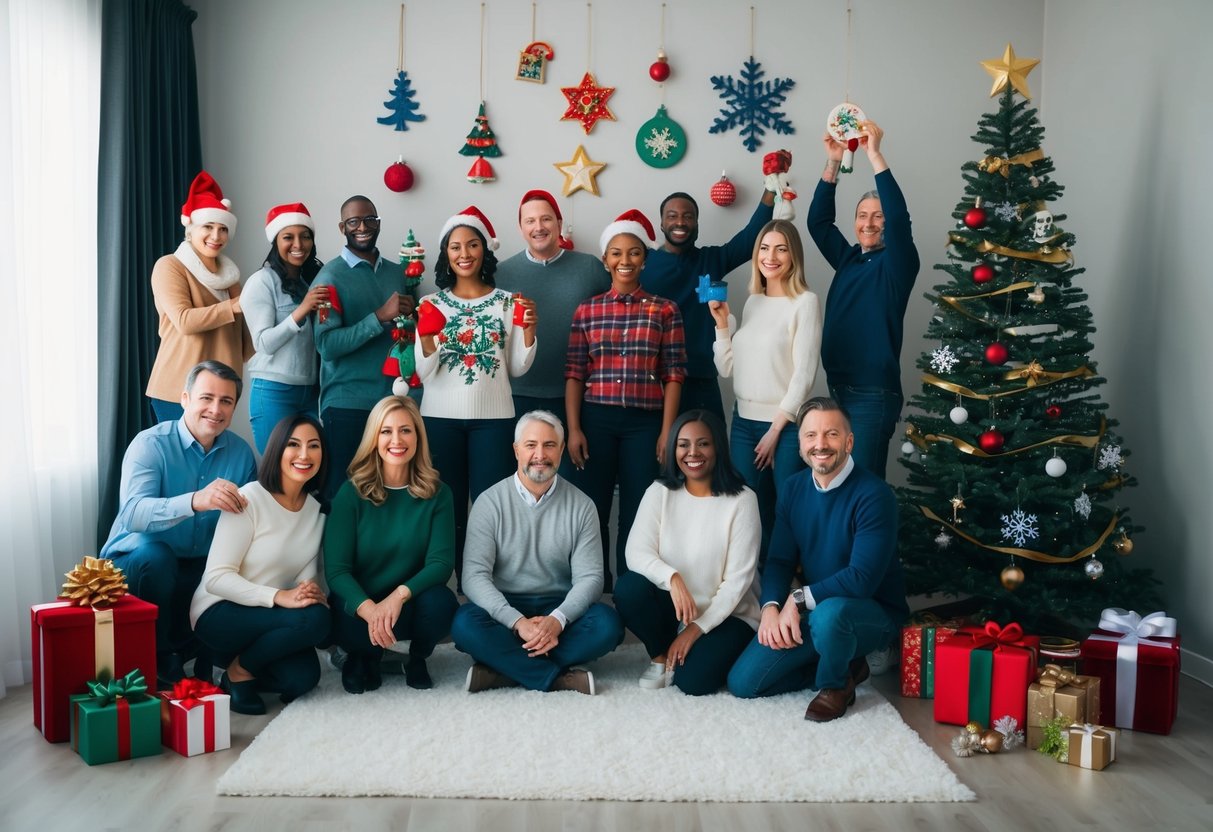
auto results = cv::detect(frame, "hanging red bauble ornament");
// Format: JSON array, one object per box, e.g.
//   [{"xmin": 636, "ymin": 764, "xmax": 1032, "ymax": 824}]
[
  {"xmin": 971, "ymin": 263, "xmax": 995, "ymax": 283},
  {"xmin": 1045, "ymin": 403, "xmax": 1062, "ymax": 420},
  {"xmin": 384, "ymin": 157, "xmax": 415, "ymax": 193},
  {"xmin": 710, "ymin": 172, "xmax": 737, "ymax": 207},
  {"xmin": 979, "ymin": 428, "xmax": 1005, "ymax": 453},
  {"xmin": 964, "ymin": 206, "xmax": 988, "ymax": 229},
  {"xmin": 649, "ymin": 49, "xmax": 671, "ymax": 82},
  {"xmin": 984, "ymin": 342, "xmax": 1009, "ymax": 365}
]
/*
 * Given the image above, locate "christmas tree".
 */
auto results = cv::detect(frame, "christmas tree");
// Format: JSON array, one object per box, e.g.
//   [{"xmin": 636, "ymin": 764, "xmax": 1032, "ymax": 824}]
[
  {"xmin": 459, "ymin": 102, "xmax": 502, "ymax": 158},
  {"xmin": 377, "ymin": 70, "xmax": 426, "ymax": 131},
  {"xmin": 896, "ymin": 45, "xmax": 1157, "ymax": 633}
]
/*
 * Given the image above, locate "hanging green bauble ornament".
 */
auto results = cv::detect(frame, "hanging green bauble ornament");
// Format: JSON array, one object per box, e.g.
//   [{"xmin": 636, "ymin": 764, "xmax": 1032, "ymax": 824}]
[{"xmin": 636, "ymin": 105, "xmax": 687, "ymax": 168}]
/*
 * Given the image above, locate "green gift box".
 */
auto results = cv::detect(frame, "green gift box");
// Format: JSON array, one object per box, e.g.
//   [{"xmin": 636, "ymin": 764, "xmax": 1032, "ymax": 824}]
[{"xmin": 68, "ymin": 670, "xmax": 161, "ymax": 765}]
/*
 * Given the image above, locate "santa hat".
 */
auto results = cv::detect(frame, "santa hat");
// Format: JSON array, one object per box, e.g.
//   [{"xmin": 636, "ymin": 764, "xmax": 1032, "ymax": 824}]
[
  {"xmin": 440, "ymin": 205, "xmax": 499, "ymax": 250},
  {"xmin": 519, "ymin": 189, "xmax": 575, "ymax": 251},
  {"xmin": 599, "ymin": 209, "xmax": 655, "ymax": 255},
  {"xmin": 180, "ymin": 171, "xmax": 237, "ymax": 234},
  {"xmin": 264, "ymin": 202, "xmax": 315, "ymax": 242}
]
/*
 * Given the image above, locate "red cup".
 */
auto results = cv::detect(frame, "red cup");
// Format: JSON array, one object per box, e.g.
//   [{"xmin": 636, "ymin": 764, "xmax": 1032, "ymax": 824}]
[{"xmin": 512, "ymin": 294, "xmax": 528, "ymax": 326}]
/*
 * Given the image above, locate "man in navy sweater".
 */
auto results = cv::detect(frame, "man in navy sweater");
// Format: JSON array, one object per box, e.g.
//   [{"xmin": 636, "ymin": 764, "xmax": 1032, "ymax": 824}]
[{"xmin": 728, "ymin": 397, "xmax": 908, "ymax": 721}]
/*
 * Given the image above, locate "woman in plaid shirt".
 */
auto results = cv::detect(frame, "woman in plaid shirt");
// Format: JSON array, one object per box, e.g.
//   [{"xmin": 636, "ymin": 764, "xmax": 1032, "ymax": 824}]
[{"xmin": 565, "ymin": 210, "xmax": 687, "ymax": 589}]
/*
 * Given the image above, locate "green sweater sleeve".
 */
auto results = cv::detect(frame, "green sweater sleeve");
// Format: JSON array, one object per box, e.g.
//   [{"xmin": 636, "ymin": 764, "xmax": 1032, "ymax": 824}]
[
  {"xmin": 403, "ymin": 483, "xmax": 456, "ymax": 597},
  {"xmin": 323, "ymin": 483, "xmax": 370, "ymax": 615}
]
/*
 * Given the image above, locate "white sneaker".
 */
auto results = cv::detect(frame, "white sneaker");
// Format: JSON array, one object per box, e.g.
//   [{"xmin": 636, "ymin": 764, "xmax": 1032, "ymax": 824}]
[
  {"xmin": 867, "ymin": 646, "xmax": 899, "ymax": 676},
  {"xmin": 638, "ymin": 661, "xmax": 672, "ymax": 690}
]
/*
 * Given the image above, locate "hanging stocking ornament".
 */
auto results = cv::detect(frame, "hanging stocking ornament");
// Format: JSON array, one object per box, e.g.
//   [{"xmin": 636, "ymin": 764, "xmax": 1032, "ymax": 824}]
[
  {"xmin": 384, "ymin": 156, "xmax": 415, "ymax": 193},
  {"xmin": 710, "ymin": 172, "xmax": 737, "ymax": 206},
  {"xmin": 826, "ymin": 102, "xmax": 867, "ymax": 174},
  {"xmin": 636, "ymin": 105, "xmax": 687, "ymax": 168},
  {"xmin": 377, "ymin": 6, "xmax": 426, "ymax": 131}
]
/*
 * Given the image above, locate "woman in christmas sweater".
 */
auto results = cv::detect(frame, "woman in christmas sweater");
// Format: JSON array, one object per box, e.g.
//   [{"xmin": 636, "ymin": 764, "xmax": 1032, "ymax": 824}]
[
  {"xmin": 565, "ymin": 210, "xmax": 686, "ymax": 588},
  {"xmin": 415, "ymin": 206, "xmax": 537, "ymax": 575},
  {"xmin": 146, "ymin": 171, "xmax": 254, "ymax": 422},
  {"xmin": 614, "ymin": 409, "xmax": 760, "ymax": 695},
  {"xmin": 709, "ymin": 219, "xmax": 821, "ymax": 564},
  {"xmin": 190, "ymin": 414, "xmax": 331, "ymax": 715},
  {"xmin": 324, "ymin": 395, "xmax": 458, "ymax": 693}
]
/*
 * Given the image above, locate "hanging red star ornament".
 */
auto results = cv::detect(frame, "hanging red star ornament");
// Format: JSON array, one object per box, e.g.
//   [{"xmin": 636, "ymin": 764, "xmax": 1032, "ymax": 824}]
[{"xmin": 560, "ymin": 72, "xmax": 616, "ymax": 133}]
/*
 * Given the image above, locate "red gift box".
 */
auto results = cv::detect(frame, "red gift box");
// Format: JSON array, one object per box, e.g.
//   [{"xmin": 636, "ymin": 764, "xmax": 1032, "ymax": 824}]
[
  {"xmin": 31, "ymin": 595, "xmax": 157, "ymax": 743},
  {"xmin": 1080, "ymin": 608, "xmax": 1180, "ymax": 735},
  {"xmin": 160, "ymin": 679, "xmax": 231, "ymax": 757},
  {"xmin": 934, "ymin": 621, "xmax": 1039, "ymax": 727},
  {"xmin": 900, "ymin": 618, "xmax": 966, "ymax": 698}
]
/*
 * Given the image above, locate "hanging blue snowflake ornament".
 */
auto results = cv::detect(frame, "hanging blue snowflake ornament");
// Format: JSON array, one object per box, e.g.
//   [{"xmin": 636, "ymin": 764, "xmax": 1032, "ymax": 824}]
[
  {"xmin": 636, "ymin": 106, "xmax": 687, "ymax": 168},
  {"xmin": 709, "ymin": 57, "xmax": 795, "ymax": 152},
  {"xmin": 378, "ymin": 70, "xmax": 426, "ymax": 131}
]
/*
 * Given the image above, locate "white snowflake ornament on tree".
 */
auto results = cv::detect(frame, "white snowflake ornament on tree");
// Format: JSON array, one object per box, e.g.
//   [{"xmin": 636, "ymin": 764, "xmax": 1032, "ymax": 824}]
[
  {"xmin": 1000, "ymin": 508, "xmax": 1040, "ymax": 547},
  {"xmin": 930, "ymin": 345, "xmax": 960, "ymax": 374},
  {"xmin": 993, "ymin": 201, "xmax": 1019, "ymax": 222},
  {"xmin": 935, "ymin": 529, "xmax": 954, "ymax": 549},
  {"xmin": 1097, "ymin": 444, "xmax": 1124, "ymax": 470},
  {"xmin": 1073, "ymin": 491, "xmax": 1092, "ymax": 519}
]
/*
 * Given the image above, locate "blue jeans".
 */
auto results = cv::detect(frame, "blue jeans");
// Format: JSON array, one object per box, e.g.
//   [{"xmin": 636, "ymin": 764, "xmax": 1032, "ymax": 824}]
[
  {"xmin": 727, "ymin": 596, "xmax": 899, "ymax": 696},
  {"xmin": 729, "ymin": 408, "xmax": 804, "ymax": 567},
  {"xmin": 111, "ymin": 542, "xmax": 205, "ymax": 657},
  {"xmin": 320, "ymin": 407, "xmax": 372, "ymax": 504},
  {"xmin": 828, "ymin": 384, "xmax": 903, "ymax": 480},
  {"xmin": 149, "ymin": 398, "xmax": 184, "ymax": 423},
  {"xmin": 450, "ymin": 595, "xmax": 624, "ymax": 691},
  {"xmin": 194, "ymin": 601, "xmax": 330, "ymax": 698},
  {"xmin": 249, "ymin": 379, "xmax": 319, "ymax": 454},
  {"xmin": 564, "ymin": 403, "xmax": 661, "ymax": 588},
  {"xmin": 330, "ymin": 585, "xmax": 458, "ymax": 663},
  {"xmin": 678, "ymin": 376, "xmax": 726, "ymax": 423},
  {"xmin": 612, "ymin": 571, "xmax": 756, "ymax": 696}
]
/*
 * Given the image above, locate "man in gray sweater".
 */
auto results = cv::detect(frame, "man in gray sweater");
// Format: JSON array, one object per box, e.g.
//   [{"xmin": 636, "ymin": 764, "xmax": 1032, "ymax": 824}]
[{"xmin": 451, "ymin": 410, "xmax": 624, "ymax": 694}]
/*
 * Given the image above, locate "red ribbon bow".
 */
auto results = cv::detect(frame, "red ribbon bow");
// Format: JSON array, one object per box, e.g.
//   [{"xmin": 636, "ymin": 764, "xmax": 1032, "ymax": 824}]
[
  {"xmin": 171, "ymin": 678, "xmax": 223, "ymax": 710},
  {"xmin": 966, "ymin": 621, "xmax": 1025, "ymax": 648}
]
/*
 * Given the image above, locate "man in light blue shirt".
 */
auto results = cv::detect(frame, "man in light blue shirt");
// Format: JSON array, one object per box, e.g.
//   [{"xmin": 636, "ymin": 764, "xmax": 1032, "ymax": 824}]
[{"xmin": 101, "ymin": 360, "xmax": 256, "ymax": 686}]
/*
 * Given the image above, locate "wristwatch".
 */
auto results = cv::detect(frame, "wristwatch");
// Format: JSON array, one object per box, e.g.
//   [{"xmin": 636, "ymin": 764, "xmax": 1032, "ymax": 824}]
[{"xmin": 791, "ymin": 587, "xmax": 808, "ymax": 613}]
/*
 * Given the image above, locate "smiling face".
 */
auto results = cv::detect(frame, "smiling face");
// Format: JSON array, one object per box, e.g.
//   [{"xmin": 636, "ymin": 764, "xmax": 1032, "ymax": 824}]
[
  {"xmin": 519, "ymin": 198, "xmax": 562, "ymax": 261},
  {"xmin": 602, "ymin": 234, "xmax": 646, "ymax": 291},
  {"xmin": 854, "ymin": 197, "xmax": 885, "ymax": 251},
  {"xmin": 275, "ymin": 225, "xmax": 315, "ymax": 271},
  {"xmin": 339, "ymin": 198, "xmax": 380, "ymax": 256},
  {"xmin": 675, "ymin": 419, "xmax": 716, "ymax": 493},
  {"xmin": 188, "ymin": 222, "xmax": 230, "ymax": 263},
  {"xmin": 799, "ymin": 408, "xmax": 854, "ymax": 485},
  {"xmin": 660, "ymin": 197, "xmax": 699, "ymax": 250},
  {"xmin": 377, "ymin": 406, "xmax": 417, "ymax": 478},
  {"xmin": 445, "ymin": 225, "xmax": 485, "ymax": 281},
  {"xmin": 757, "ymin": 230, "xmax": 792, "ymax": 286},
  {"xmin": 514, "ymin": 419, "xmax": 563, "ymax": 487},
  {"xmin": 280, "ymin": 422, "xmax": 323, "ymax": 490},
  {"xmin": 180, "ymin": 370, "xmax": 237, "ymax": 450}
]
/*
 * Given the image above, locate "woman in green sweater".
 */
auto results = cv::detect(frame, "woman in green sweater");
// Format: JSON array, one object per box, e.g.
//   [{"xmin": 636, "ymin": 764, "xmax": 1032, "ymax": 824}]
[{"xmin": 324, "ymin": 395, "xmax": 458, "ymax": 693}]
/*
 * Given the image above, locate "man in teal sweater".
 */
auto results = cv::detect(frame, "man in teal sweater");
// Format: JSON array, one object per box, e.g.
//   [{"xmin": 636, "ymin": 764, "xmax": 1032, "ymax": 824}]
[
  {"xmin": 728, "ymin": 397, "xmax": 908, "ymax": 721},
  {"xmin": 451, "ymin": 410, "xmax": 624, "ymax": 694},
  {"xmin": 315, "ymin": 195, "xmax": 417, "ymax": 500}
]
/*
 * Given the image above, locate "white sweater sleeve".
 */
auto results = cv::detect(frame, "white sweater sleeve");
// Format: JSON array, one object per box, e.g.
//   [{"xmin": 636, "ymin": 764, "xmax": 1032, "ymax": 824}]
[
  {"xmin": 201, "ymin": 498, "xmax": 280, "ymax": 608},
  {"xmin": 693, "ymin": 490, "xmax": 761, "ymax": 634},
  {"xmin": 505, "ymin": 316, "xmax": 537, "ymax": 377},
  {"xmin": 777, "ymin": 291, "xmax": 822, "ymax": 421},
  {"xmin": 711, "ymin": 313, "xmax": 738, "ymax": 377},
  {"xmin": 624, "ymin": 484, "xmax": 678, "ymax": 588}
]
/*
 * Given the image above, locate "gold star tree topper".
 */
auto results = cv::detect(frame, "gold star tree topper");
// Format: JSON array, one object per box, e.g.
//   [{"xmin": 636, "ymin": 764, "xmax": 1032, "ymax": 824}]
[{"xmin": 981, "ymin": 43, "xmax": 1040, "ymax": 99}]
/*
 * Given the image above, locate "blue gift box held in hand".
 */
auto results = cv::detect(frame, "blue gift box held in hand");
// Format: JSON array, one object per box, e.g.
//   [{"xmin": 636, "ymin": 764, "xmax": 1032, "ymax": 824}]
[{"xmin": 696, "ymin": 274, "xmax": 727, "ymax": 303}]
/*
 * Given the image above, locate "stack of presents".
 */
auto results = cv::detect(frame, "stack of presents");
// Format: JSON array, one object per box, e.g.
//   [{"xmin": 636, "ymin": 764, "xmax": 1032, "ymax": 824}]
[
  {"xmin": 31, "ymin": 557, "xmax": 230, "ymax": 765},
  {"xmin": 900, "ymin": 606, "xmax": 1181, "ymax": 770}
]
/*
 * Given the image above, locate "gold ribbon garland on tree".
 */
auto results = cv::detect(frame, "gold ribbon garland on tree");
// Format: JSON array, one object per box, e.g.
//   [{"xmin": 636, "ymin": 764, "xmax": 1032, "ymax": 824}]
[
  {"xmin": 949, "ymin": 233, "xmax": 1073, "ymax": 264},
  {"xmin": 919, "ymin": 505, "xmax": 1119, "ymax": 564},
  {"xmin": 919, "ymin": 365, "xmax": 1096, "ymax": 401},
  {"xmin": 977, "ymin": 148, "xmax": 1045, "ymax": 177},
  {"xmin": 904, "ymin": 416, "xmax": 1106, "ymax": 458},
  {"xmin": 60, "ymin": 556, "xmax": 129, "ymax": 607}
]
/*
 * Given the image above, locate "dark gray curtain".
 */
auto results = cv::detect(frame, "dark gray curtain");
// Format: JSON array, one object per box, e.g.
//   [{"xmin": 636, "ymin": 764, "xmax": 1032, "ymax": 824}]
[{"xmin": 96, "ymin": 0, "xmax": 203, "ymax": 545}]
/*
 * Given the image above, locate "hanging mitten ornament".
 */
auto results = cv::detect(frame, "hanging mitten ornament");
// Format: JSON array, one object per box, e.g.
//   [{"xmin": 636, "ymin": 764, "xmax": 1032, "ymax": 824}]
[
  {"xmin": 762, "ymin": 149, "xmax": 796, "ymax": 221},
  {"xmin": 710, "ymin": 172, "xmax": 737, "ymax": 207},
  {"xmin": 416, "ymin": 299, "xmax": 447, "ymax": 338},
  {"xmin": 826, "ymin": 102, "xmax": 867, "ymax": 174}
]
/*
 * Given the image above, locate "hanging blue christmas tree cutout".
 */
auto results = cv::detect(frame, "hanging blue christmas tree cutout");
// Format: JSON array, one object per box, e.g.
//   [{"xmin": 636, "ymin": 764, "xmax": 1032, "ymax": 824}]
[
  {"xmin": 709, "ymin": 57, "xmax": 795, "ymax": 152},
  {"xmin": 378, "ymin": 70, "xmax": 426, "ymax": 131}
]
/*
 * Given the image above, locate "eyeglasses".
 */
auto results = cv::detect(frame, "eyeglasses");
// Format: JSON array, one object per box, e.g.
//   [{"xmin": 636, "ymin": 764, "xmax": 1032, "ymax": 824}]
[{"xmin": 341, "ymin": 215, "xmax": 381, "ymax": 231}]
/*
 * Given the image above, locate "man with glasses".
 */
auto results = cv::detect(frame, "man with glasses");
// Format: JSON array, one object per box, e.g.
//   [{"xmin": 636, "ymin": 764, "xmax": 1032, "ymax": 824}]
[{"xmin": 315, "ymin": 195, "xmax": 417, "ymax": 501}]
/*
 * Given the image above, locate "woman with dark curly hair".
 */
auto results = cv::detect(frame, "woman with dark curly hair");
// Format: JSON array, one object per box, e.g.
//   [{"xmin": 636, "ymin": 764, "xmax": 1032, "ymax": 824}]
[{"xmin": 415, "ymin": 206, "xmax": 537, "ymax": 573}]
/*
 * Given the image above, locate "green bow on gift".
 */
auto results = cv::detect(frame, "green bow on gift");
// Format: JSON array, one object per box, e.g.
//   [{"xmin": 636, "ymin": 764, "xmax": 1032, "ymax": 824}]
[{"xmin": 85, "ymin": 669, "xmax": 147, "ymax": 706}]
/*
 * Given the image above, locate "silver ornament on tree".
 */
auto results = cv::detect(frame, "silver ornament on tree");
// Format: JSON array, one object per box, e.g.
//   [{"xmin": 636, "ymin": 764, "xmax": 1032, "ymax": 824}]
[
  {"xmin": 1084, "ymin": 557, "xmax": 1105, "ymax": 580},
  {"xmin": 902, "ymin": 441, "xmax": 915, "ymax": 456},
  {"xmin": 1045, "ymin": 451, "xmax": 1067, "ymax": 478},
  {"xmin": 950, "ymin": 395, "xmax": 969, "ymax": 425}
]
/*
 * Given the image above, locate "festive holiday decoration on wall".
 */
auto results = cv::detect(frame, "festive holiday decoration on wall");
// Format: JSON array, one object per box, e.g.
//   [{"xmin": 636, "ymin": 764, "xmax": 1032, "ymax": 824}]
[
  {"xmin": 384, "ymin": 157, "xmax": 415, "ymax": 193},
  {"xmin": 516, "ymin": 42, "xmax": 554, "ymax": 83},
  {"xmin": 636, "ymin": 105, "xmax": 686, "ymax": 168},
  {"xmin": 459, "ymin": 102, "xmax": 502, "ymax": 183},
  {"xmin": 762, "ymin": 149, "xmax": 796, "ymax": 221},
  {"xmin": 709, "ymin": 173, "xmax": 737, "ymax": 207},
  {"xmin": 377, "ymin": 7, "xmax": 425, "ymax": 131},
  {"xmin": 561, "ymin": 72, "xmax": 616, "ymax": 133},
  {"xmin": 553, "ymin": 145, "xmax": 606, "ymax": 196},
  {"xmin": 650, "ymin": 50, "xmax": 671, "ymax": 82},
  {"xmin": 709, "ymin": 57, "xmax": 796, "ymax": 152},
  {"xmin": 826, "ymin": 102, "xmax": 867, "ymax": 173}
]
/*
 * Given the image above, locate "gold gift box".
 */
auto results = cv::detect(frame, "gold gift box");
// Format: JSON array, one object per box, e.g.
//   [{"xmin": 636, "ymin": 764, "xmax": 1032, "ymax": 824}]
[
  {"xmin": 1068, "ymin": 724, "xmax": 1118, "ymax": 770},
  {"xmin": 1026, "ymin": 664, "xmax": 1101, "ymax": 750}
]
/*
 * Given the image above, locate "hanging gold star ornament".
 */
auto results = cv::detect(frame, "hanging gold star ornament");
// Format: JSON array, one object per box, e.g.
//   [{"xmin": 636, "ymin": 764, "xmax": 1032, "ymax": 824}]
[
  {"xmin": 554, "ymin": 145, "xmax": 606, "ymax": 196},
  {"xmin": 560, "ymin": 72, "xmax": 616, "ymax": 133},
  {"xmin": 981, "ymin": 43, "xmax": 1040, "ymax": 99}
]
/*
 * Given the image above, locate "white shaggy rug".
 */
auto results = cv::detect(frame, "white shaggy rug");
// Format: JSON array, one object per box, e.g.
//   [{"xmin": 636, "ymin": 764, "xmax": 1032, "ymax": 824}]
[{"xmin": 217, "ymin": 643, "xmax": 974, "ymax": 802}]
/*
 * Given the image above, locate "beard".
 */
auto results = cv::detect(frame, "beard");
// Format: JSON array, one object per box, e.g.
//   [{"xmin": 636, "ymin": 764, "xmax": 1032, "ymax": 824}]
[
  {"xmin": 661, "ymin": 224, "xmax": 699, "ymax": 248},
  {"xmin": 523, "ymin": 462, "xmax": 557, "ymax": 484}
]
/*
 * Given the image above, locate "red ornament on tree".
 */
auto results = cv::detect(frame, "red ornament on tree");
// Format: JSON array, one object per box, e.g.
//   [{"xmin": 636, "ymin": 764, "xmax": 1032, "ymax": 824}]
[
  {"xmin": 964, "ymin": 206, "xmax": 988, "ymax": 229},
  {"xmin": 971, "ymin": 263, "xmax": 995, "ymax": 283},
  {"xmin": 984, "ymin": 342, "xmax": 1009, "ymax": 365},
  {"xmin": 1045, "ymin": 403, "xmax": 1062, "ymax": 420},
  {"xmin": 978, "ymin": 428, "xmax": 1005, "ymax": 453},
  {"xmin": 384, "ymin": 157, "xmax": 415, "ymax": 193},
  {"xmin": 649, "ymin": 50, "xmax": 671, "ymax": 82},
  {"xmin": 710, "ymin": 172, "xmax": 737, "ymax": 207}
]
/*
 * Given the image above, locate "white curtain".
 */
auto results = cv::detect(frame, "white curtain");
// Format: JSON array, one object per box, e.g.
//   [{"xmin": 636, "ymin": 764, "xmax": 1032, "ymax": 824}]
[{"xmin": 0, "ymin": 0, "xmax": 102, "ymax": 698}]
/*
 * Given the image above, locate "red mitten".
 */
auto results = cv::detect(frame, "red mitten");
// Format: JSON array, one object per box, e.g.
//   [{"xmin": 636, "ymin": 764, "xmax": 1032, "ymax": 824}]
[
  {"xmin": 762, "ymin": 149, "xmax": 792, "ymax": 175},
  {"xmin": 416, "ymin": 300, "xmax": 447, "ymax": 337}
]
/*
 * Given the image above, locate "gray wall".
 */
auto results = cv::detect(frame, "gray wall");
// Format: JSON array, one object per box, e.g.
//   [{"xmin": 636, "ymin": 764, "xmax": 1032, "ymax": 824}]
[{"xmin": 191, "ymin": 0, "xmax": 1210, "ymax": 679}]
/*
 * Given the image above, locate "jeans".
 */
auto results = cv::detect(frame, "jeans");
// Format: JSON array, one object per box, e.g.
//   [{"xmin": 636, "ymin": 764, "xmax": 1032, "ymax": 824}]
[
  {"xmin": 612, "ymin": 571, "xmax": 756, "ymax": 696},
  {"xmin": 330, "ymin": 585, "xmax": 458, "ymax": 663},
  {"xmin": 678, "ymin": 376, "xmax": 726, "ymax": 423},
  {"xmin": 112, "ymin": 542, "xmax": 205, "ymax": 657},
  {"xmin": 320, "ymin": 406, "xmax": 372, "ymax": 504},
  {"xmin": 249, "ymin": 379, "xmax": 319, "ymax": 454},
  {"xmin": 727, "ymin": 596, "xmax": 899, "ymax": 697},
  {"xmin": 149, "ymin": 398, "xmax": 184, "ymax": 423},
  {"xmin": 424, "ymin": 417, "xmax": 517, "ymax": 580},
  {"xmin": 450, "ymin": 595, "xmax": 624, "ymax": 691},
  {"xmin": 194, "ymin": 601, "xmax": 330, "ymax": 698},
  {"xmin": 828, "ymin": 384, "xmax": 903, "ymax": 480},
  {"xmin": 564, "ymin": 403, "xmax": 661, "ymax": 588},
  {"xmin": 729, "ymin": 408, "xmax": 805, "ymax": 567}
]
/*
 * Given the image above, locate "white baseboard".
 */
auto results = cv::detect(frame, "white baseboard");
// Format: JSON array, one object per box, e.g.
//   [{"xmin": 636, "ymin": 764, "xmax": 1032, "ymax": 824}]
[{"xmin": 1181, "ymin": 648, "xmax": 1213, "ymax": 688}]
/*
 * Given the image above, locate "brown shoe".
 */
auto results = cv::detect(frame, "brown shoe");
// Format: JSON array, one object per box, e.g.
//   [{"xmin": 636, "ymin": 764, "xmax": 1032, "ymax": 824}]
[
  {"xmin": 464, "ymin": 662, "xmax": 520, "ymax": 693},
  {"xmin": 804, "ymin": 687, "xmax": 853, "ymax": 722},
  {"xmin": 552, "ymin": 668, "xmax": 596, "ymax": 695}
]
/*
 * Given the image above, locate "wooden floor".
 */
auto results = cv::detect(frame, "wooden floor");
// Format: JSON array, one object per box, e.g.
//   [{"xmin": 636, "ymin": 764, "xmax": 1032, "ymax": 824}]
[{"xmin": 4, "ymin": 667, "xmax": 1211, "ymax": 831}]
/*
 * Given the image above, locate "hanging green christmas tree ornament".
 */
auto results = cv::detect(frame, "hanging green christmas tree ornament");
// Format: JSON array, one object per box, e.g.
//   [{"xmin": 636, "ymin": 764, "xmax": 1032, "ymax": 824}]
[{"xmin": 636, "ymin": 105, "xmax": 687, "ymax": 168}]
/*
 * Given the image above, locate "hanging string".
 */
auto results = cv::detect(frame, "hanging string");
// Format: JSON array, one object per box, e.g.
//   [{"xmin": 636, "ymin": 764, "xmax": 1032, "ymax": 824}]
[
  {"xmin": 586, "ymin": 2, "xmax": 593, "ymax": 72},
  {"xmin": 531, "ymin": 1, "xmax": 536, "ymax": 42},
  {"xmin": 749, "ymin": 6, "xmax": 755, "ymax": 58},
  {"xmin": 844, "ymin": 0, "xmax": 853, "ymax": 102},
  {"xmin": 479, "ymin": 2, "xmax": 486, "ymax": 101},
  {"xmin": 660, "ymin": 2, "xmax": 666, "ymax": 50},
  {"xmin": 396, "ymin": 4, "xmax": 405, "ymax": 71}
]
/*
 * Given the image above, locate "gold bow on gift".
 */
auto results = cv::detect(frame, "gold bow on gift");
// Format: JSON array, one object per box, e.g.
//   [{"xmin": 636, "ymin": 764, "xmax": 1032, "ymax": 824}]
[
  {"xmin": 60, "ymin": 556, "xmax": 128, "ymax": 608},
  {"xmin": 1037, "ymin": 663, "xmax": 1089, "ymax": 689},
  {"xmin": 977, "ymin": 148, "xmax": 1045, "ymax": 177}
]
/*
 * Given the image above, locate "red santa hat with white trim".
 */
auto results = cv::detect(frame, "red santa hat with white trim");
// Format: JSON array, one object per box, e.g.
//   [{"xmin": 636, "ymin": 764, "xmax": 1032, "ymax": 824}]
[
  {"xmin": 599, "ymin": 209, "xmax": 655, "ymax": 255},
  {"xmin": 264, "ymin": 202, "xmax": 315, "ymax": 242},
  {"xmin": 180, "ymin": 170, "xmax": 237, "ymax": 234},
  {"xmin": 440, "ymin": 205, "xmax": 499, "ymax": 250}
]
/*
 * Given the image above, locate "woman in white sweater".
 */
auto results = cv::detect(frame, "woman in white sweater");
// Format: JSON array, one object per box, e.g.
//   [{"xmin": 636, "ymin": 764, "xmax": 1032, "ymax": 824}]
[
  {"xmin": 709, "ymin": 219, "xmax": 821, "ymax": 564},
  {"xmin": 614, "ymin": 410, "xmax": 760, "ymax": 695},
  {"xmin": 416, "ymin": 207, "xmax": 537, "ymax": 576},
  {"xmin": 191, "ymin": 415, "xmax": 331, "ymax": 714}
]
